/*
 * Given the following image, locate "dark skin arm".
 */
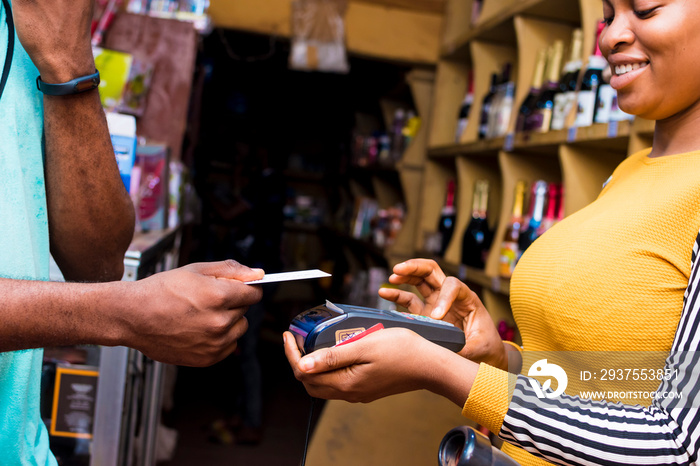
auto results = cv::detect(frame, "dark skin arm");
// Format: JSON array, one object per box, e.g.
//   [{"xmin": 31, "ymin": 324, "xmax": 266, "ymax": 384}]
[
  {"xmin": 378, "ymin": 259, "xmax": 522, "ymax": 372},
  {"xmin": 0, "ymin": 3, "xmax": 268, "ymax": 367},
  {"xmin": 12, "ymin": 0, "xmax": 135, "ymax": 282},
  {"xmin": 284, "ymin": 328, "xmax": 478, "ymax": 406},
  {"xmin": 0, "ymin": 260, "xmax": 265, "ymax": 367}
]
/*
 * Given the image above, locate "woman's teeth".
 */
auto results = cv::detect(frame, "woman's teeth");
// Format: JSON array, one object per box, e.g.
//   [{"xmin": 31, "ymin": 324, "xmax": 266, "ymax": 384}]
[{"xmin": 614, "ymin": 62, "xmax": 648, "ymax": 76}]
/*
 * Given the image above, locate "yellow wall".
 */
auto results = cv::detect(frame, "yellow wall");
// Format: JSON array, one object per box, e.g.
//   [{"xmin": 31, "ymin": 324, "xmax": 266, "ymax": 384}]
[{"xmin": 208, "ymin": 0, "xmax": 443, "ymax": 65}]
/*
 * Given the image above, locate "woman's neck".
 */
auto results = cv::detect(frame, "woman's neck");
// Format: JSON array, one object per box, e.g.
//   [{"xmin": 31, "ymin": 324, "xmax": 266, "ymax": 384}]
[{"xmin": 651, "ymin": 100, "xmax": 700, "ymax": 158}]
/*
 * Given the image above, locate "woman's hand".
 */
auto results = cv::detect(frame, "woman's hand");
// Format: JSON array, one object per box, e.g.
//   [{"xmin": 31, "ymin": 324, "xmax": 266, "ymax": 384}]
[
  {"xmin": 283, "ymin": 327, "xmax": 476, "ymax": 406},
  {"xmin": 378, "ymin": 259, "xmax": 509, "ymax": 371}
]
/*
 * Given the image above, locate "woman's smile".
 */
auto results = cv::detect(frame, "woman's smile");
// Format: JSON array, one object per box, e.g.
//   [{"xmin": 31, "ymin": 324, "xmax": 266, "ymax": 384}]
[{"xmin": 607, "ymin": 56, "xmax": 649, "ymax": 90}]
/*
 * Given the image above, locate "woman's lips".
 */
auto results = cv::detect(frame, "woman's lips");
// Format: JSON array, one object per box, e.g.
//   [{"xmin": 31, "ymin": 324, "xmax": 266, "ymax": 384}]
[{"xmin": 609, "ymin": 62, "xmax": 649, "ymax": 90}]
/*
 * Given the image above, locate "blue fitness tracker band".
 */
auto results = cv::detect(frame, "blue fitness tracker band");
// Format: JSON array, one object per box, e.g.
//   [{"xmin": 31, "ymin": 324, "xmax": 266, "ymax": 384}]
[{"xmin": 36, "ymin": 70, "xmax": 100, "ymax": 96}]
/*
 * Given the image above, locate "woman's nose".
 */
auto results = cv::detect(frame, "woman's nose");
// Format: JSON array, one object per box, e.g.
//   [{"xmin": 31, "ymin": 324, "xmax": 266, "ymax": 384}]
[{"xmin": 600, "ymin": 14, "xmax": 636, "ymax": 55}]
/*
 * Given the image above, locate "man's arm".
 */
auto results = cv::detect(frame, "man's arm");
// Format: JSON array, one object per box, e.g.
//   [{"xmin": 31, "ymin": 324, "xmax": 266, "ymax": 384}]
[
  {"xmin": 12, "ymin": 0, "xmax": 135, "ymax": 282},
  {"xmin": 0, "ymin": 261, "xmax": 265, "ymax": 367},
  {"xmin": 43, "ymin": 88, "xmax": 135, "ymax": 282}
]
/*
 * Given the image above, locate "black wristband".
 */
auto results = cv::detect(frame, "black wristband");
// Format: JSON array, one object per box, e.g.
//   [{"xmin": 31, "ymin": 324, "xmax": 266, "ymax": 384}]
[{"xmin": 36, "ymin": 70, "xmax": 100, "ymax": 96}]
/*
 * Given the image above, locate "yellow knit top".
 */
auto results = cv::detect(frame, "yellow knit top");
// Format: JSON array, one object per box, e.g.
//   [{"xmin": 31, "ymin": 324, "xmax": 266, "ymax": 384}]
[{"xmin": 461, "ymin": 149, "xmax": 700, "ymax": 465}]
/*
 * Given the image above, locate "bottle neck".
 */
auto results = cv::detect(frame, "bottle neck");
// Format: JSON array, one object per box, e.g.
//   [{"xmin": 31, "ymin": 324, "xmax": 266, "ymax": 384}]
[
  {"xmin": 531, "ymin": 49, "xmax": 547, "ymax": 90},
  {"xmin": 470, "ymin": 182, "xmax": 481, "ymax": 219},
  {"xmin": 478, "ymin": 181, "xmax": 489, "ymax": 219},
  {"xmin": 511, "ymin": 182, "xmax": 526, "ymax": 220},
  {"xmin": 567, "ymin": 29, "xmax": 583, "ymax": 66},
  {"xmin": 543, "ymin": 184, "xmax": 558, "ymax": 221},
  {"xmin": 444, "ymin": 180, "xmax": 456, "ymax": 213},
  {"xmin": 555, "ymin": 185, "xmax": 565, "ymax": 221},
  {"xmin": 546, "ymin": 42, "xmax": 564, "ymax": 85},
  {"xmin": 530, "ymin": 181, "xmax": 548, "ymax": 225}
]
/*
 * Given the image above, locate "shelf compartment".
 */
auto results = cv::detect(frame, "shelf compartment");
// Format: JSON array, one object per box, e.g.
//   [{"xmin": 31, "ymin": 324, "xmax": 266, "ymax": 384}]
[
  {"xmin": 442, "ymin": 0, "xmax": 580, "ymax": 60},
  {"xmin": 460, "ymin": 40, "xmax": 518, "ymax": 144},
  {"xmin": 444, "ymin": 155, "xmax": 502, "ymax": 266},
  {"xmin": 441, "ymin": 0, "xmax": 477, "ymax": 55},
  {"xmin": 415, "ymin": 158, "xmax": 457, "ymax": 253},
  {"xmin": 511, "ymin": 16, "xmax": 577, "ymax": 137},
  {"xmin": 388, "ymin": 167, "xmax": 425, "ymax": 257},
  {"xmin": 402, "ymin": 68, "xmax": 437, "ymax": 168},
  {"xmin": 486, "ymin": 150, "xmax": 562, "ymax": 278},
  {"xmin": 559, "ymin": 144, "xmax": 626, "ymax": 217},
  {"xmin": 428, "ymin": 60, "xmax": 471, "ymax": 148}
]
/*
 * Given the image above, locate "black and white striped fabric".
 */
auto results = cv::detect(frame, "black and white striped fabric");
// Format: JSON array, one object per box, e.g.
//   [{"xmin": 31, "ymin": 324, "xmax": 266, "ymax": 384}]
[{"xmin": 499, "ymin": 233, "xmax": 700, "ymax": 465}]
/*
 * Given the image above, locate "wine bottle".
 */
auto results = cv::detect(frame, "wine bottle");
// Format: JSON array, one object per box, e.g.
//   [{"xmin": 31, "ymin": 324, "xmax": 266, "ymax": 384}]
[
  {"xmin": 478, "ymin": 73, "xmax": 498, "ymax": 140},
  {"xmin": 461, "ymin": 180, "xmax": 491, "ymax": 269},
  {"xmin": 495, "ymin": 80, "xmax": 516, "ymax": 137},
  {"xmin": 390, "ymin": 108, "xmax": 407, "ymax": 160},
  {"xmin": 455, "ymin": 70, "xmax": 475, "ymax": 142},
  {"xmin": 574, "ymin": 22, "xmax": 607, "ymax": 128},
  {"xmin": 516, "ymin": 48, "xmax": 547, "ymax": 133},
  {"xmin": 477, "ymin": 180, "xmax": 493, "ymax": 266},
  {"xmin": 529, "ymin": 40, "xmax": 564, "ymax": 133},
  {"xmin": 537, "ymin": 182, "xmax": 560, "ymax": 236},
  {"xmin": 555, "ymin": 183, "xmax": 565, "ymax": 224},
  {"xmin": 551, "ymin": 28, "xmax": 583, "ymax": 131},
  {"xmin": 499, "ymin": 180, "xmax": 527, "ymax": 278},
  {"xmin": 437, "ymin": 179, "xmax": 457, "ymax": 257},
  {"xmin": 489, "ymin": 63, "xmax": 514, "ymax": 138},
  {"xmin": 517, "ymin": 180, "xmax": 548, "ymax": 257},
  {"xmin": 519, "ymin": 181, "xmax": 536, "ymax": 237}
]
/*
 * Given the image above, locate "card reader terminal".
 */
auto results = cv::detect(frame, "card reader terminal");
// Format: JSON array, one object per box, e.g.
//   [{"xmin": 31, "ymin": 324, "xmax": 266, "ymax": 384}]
[{"xmin": 289, "ymin": 301, "xmax": 466, "ymax": 354}]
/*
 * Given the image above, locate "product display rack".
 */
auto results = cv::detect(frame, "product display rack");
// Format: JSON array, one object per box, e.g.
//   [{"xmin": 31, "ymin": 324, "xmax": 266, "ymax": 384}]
[
  {"xmin": 91, "ymin": 227, "xmax": 181, "ymax": 466},
  {"xmin": 382, "ymin": 68, "xmax": 436, "ymax": 268},
  {"xmin": 414, "ymin": 0, "xmax": 656, "ymax": 336}
]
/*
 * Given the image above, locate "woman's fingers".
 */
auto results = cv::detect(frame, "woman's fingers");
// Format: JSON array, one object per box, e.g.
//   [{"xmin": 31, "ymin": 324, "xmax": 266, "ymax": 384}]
[
  {"xmin": 377, "ymin": 288, "xmax": 426, "ymax": 313},
  {"xmin": 389, "ymin": 259, "xmax": 447, "ymax": 298},
  {"xmin": 432, "ymin": 277, "xmax": 477, "ymax": 319}
]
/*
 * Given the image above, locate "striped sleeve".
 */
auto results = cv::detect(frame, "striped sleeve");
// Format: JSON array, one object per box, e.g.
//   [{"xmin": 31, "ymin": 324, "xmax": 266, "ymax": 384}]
[{"xmin": 499, "ymin": 232, "xmax": 700, "ymax": 465}]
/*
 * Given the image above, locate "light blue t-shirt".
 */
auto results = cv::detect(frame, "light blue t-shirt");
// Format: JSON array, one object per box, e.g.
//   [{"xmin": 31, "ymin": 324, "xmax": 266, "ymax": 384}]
[{"xmin": 1, "ymin": 1, "xmax": 56, "ymax": 464}]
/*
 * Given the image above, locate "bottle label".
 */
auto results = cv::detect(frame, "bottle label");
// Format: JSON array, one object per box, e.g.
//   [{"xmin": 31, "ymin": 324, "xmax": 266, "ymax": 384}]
[
  {"xmin": 609, "ymin": 93, "xmax": 635, "ymax": 122},
  {"xmin": 594, "ymin": 84, "xmax": 615, "ymax": 124},
  {"xmin": 551, "ymin": 92, "xmax": 576, "ymax": 130},
  {"xmin": 535, "ymin": 108, "xmax": 553, "ymax": 133},
  {"xmin": 525, "ymin": 111, "xmax": 544, "ymax": 133},
  {"xmin": 575, "ymin": 90, "xmax": 597, "ymax": 127},
  {"xmin": 455, "ymin": 119, "xmax": 468, "ymax": 142},
  {"xmin": 499, "ymin": 241, "xmax": 519, "ymax": 278},
  {"xmin": 479, "ymin": 103, "xmax": 492, "ymax": 138}
]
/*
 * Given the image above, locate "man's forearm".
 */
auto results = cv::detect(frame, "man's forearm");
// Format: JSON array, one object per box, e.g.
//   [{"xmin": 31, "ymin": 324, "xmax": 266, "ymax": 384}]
[
  {"xmin": 0, "ymin": 277, "xmax": 126, "ymax": 352},
  {"xmin": 44, "ymin": 89, "xmax": 135, "ymax": 282}
]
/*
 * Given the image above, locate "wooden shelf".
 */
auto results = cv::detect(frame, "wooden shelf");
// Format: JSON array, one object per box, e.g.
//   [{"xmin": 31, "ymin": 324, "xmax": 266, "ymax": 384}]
[
  {"xmin": 427, "ymin": 120, "xmax": 636, "ymax": 159},
  {"xmin": 441, "ymin": 0, "xmax": 580, "ymax": 60},
  {"xmin": 429, "ymin": 136, "xmax": 506, "ymax": 158}
]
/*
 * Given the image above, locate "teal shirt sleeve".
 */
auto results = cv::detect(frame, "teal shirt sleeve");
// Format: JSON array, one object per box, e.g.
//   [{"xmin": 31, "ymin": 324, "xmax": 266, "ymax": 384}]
[{"xmin": 0, "ymin": 1, "xmax": 57, "ymax": 464}]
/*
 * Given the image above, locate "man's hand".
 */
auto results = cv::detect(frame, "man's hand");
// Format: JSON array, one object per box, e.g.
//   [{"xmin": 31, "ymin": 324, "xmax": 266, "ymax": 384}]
[
  {"xmin": 11, "ymin": 0, "xmax": 96, "ymax": 82},
  {"xmin": 116, "ymin": 260, "xmax": 264, "ymax": 367}
]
